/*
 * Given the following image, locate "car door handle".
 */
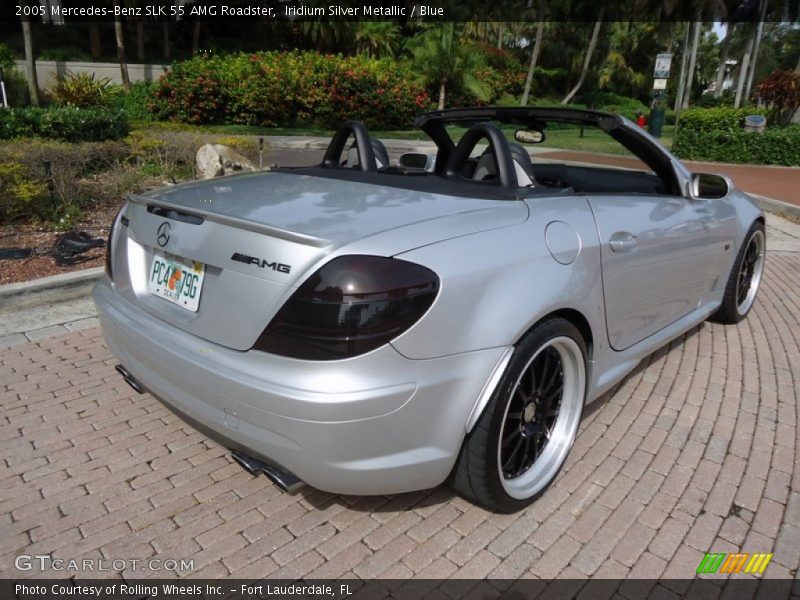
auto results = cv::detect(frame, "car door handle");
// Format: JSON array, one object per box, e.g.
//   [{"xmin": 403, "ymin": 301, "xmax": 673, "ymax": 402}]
[{"xmin": 609, "ymin": 232, "xmax": 638, "ymax": 253}]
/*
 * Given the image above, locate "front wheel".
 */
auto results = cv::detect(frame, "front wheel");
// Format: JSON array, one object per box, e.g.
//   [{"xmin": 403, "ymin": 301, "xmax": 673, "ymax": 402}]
[
  {"xmin": 452, "ymin": 318, "xmax": 587, "ymax": 513},
  {"xmin": 711, "ymin": 221, "xmax": 766, "ymax": 324}
]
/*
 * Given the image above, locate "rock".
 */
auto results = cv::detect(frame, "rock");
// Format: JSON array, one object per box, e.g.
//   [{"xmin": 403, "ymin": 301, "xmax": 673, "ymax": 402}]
[{"xmin": 196, "ymin": 143, "xmax": 257, "ymax": 180}]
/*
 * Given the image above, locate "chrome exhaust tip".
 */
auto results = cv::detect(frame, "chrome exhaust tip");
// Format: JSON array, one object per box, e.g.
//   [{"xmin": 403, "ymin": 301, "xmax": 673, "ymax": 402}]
[
  {"xmin": 115, "ymin": 364, "xmax": 145, "ymax": 394},
  {"xmin": 231, "ymin": 450, "xmax": 304, "ymax": 494}
]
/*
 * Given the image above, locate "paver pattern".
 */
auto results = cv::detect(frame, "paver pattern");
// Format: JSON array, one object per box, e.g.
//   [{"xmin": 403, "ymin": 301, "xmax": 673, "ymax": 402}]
[{"xmin": 0, "ymin": 229, "xmax": 798, "ymax": 585}]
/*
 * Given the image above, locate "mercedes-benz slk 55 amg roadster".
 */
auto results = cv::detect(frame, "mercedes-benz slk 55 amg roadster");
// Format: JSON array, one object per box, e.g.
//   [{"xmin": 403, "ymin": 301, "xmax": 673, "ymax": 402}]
[{"xmin": 94, "ymin": 107, "xmax": 765, "ymax": 511}]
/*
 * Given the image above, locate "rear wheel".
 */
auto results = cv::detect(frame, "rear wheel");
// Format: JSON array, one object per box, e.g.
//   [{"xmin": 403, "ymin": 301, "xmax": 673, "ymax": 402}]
[
  {"xmin": 452, "ymin": 318, "xmax": 587, "ymax": 512},
  {"xmin": 711, "ymin": 221, "xmax": 765, "ymax": 324}
]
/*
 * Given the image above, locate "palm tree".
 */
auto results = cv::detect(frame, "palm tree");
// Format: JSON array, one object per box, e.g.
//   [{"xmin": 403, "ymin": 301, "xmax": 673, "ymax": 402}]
[
  {"xmin": 410, "ymin": 24, "xmax": 489, "ymax": 110},
  {"xmin": 561, "ymin": 9, "xmax": 605, "ymax": 104},
  {"xmin": 597, "ymin": 22, "xmax": 653, "ymax": 97},
  {"xmin": 681, "ymin": 17, "xmax": 702, "ymax": 109},
  {"xmin": 355, "ymin": 22, "xmax": 400, "ymax": 58},
  {"xmin": 20, "ymin": 5, "xmax": 39, "ymax": 106},
  {"xmin": 113, "ymin": 1, "xmax": 131, "ymax": 92},
  {"xmin": 520, "ymin": 0, "xmax": 546, "ymax": 106}
]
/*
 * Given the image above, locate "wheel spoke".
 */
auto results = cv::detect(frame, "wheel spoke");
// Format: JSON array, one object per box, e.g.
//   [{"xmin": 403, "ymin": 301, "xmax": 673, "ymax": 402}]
[
  {"xmin": 503, "ymin": 436, "xmax": 524, "ymax": 471},
  {"xmin": 543, "ymin": 382, "xmax": 564, "ymax": 405},
  {"xmin": 502, "ymin": 427, "xmax": 520, "ymax": 448}
]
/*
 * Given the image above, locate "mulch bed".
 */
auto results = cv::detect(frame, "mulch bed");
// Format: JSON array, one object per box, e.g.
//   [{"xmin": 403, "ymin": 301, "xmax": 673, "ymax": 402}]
[{"xmin": 0, "ymin": 201, "xmax": 122, "ymax": 286}]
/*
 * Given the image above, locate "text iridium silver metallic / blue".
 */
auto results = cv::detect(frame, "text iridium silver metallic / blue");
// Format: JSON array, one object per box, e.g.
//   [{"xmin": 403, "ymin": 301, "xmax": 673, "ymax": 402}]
[{"xmin": 94, "ymin": 107, "xmax": 765, "ymax": 512}]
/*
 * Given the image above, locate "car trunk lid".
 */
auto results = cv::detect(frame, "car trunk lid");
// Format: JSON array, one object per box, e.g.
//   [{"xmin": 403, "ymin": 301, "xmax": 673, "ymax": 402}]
[{"xmin": 110, "ymin": 171, "xmax": 526, "ymax": 350}]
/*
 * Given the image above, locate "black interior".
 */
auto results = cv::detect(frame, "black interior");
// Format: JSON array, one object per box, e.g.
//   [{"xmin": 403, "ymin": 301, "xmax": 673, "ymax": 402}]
[{"xmin": 308, "ymin": 107, "xmax": 681, "ymax": 200}]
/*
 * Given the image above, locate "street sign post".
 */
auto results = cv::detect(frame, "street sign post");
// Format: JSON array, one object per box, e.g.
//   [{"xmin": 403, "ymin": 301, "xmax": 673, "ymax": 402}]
[{"xmin": 649, "ymin": 53, "xmax": 673, "ymax": 138}]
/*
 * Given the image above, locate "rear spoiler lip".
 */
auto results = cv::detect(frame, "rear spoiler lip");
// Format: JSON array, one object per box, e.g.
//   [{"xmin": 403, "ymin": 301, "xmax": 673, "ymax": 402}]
[{"xmin": 126, "ymin": 193, "xmax": 332, "ymax": 248}]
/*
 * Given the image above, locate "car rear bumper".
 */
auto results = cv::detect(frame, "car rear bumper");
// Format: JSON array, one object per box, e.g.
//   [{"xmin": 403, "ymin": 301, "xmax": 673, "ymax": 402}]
[{"xmin": 93, "ymin": 280, "xmax": 509, "ymax": 495}]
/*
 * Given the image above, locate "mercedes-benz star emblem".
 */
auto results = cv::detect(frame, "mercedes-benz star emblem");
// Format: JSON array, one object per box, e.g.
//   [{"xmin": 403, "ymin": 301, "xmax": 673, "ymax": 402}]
[{"xmin": 156, "ymin": 222, "xmax": 171, "ymax": 247}]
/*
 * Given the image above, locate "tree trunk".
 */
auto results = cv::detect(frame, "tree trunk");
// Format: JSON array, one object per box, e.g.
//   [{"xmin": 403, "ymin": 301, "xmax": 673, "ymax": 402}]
[
  {"xmin": 162, "ymin": 22, "xmax": 171, "ymax": 60},
  {"xmin": 438, "ymin": 80, "xmax": 447, "ymax": 110},
  {"xmin": 682, "ymin": 18, "xmax": 702, "ymax": 109},
  {"xmin": 713, "ymin": 23, "xmax": 734, "ymax": 98},
  {"xmin": 561, "ymin": 12, "xmax": 604, "ymax": 104},
  {"xmin": 496, "ymin": 23, "xmax": 504, "ymax": 49},
  {"xmin": 20, "ymin": 15, "xmax": 39, "ymax": 106},
  {"xmin": 89, "ymin": 23, "xmax": 102, "ymax": 60},
  {"xmin": 114, "ymin": 11, "xmax": 131, "ymax": 92},
  {"xmin": 136, "ymin": 21, "xmax": 145, "ymax": 61},
  {"xmin": 192, "ymin": 21, "xmax": 201, "ymax": 54},
  {"xmin": 521, "ymin": 5, "xmax": 544, "ymax": 106},
  {"xmin": 674, "ymin": 23, "xmax": 691, "ymax": 113},
  {"xmin": 734, "ymin": 28, "xmax": 755, "ymax": 107},
  {"xmin": 744, "ymin": 0, "xmax": 767, "ymax": 101}
]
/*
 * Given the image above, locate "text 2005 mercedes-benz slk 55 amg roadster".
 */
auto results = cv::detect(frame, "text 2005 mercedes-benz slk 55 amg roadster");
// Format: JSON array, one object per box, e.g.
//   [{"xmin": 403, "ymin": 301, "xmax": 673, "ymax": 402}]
[{"xmin": 94, "ymin": 107, "xmax": 765, "ymax": 512}]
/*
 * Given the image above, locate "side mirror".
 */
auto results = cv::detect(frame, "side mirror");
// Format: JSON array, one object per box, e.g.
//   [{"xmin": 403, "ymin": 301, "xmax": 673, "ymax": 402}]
[
  {"xmin": 690, "ymin": 173, "xmax": 732, "ymax": 200},
  {"xmin": 514, "ymin": 129, "xmax": 546, "ymax": 144},
  {"xmin": 398, "ymin": 152, "xmax": 435, "ymax": 172}
]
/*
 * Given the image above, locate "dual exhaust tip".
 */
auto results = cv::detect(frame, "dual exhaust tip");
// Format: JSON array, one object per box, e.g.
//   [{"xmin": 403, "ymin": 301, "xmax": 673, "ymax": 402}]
[
  {"xmin": 115, "ymin": 363, "xmax": 305, "ymax": 495},
  {"xmin": 230, "ymin": 450, "xmax": 304, "ymax": 494}
]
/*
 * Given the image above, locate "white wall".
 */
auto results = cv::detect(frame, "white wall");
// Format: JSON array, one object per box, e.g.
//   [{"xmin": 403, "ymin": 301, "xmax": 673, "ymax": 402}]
[{"xmin": 14, "ymin": 60, "xmax": 169, "ymax": 90}]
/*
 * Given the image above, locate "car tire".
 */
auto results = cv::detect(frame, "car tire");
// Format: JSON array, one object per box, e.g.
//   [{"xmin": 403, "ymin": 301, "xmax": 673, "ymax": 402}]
[
  {"xmin": 452, "ymin": 318, "xmax": 587, "ymax": 513},
  {"xmin": 710, "ymin": 221, "xmax": 766, "ymax": 324}
]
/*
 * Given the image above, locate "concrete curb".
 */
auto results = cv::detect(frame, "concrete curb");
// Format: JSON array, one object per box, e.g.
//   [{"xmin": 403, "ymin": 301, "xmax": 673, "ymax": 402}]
[
  {"xmin": 750, "ymin": 194, "xmax": 800, "ymax": 221},
  {"xmin": 0, "ymin": 267, "xmax": 104, "ymax": 311}
]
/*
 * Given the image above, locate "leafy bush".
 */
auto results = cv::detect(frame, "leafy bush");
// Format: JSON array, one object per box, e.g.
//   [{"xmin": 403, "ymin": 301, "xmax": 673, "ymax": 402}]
[
  {"xmin": 49, "ymin": 71, "xmax": 119, "ymax": 108},
  {"xmin": 674, "ymin": 124, "xmax": 800, "ymax": 166},
  {"xmin": 755, "ymin": 69, "xmax": 800, "ymax": 126},
  {"xmin": 0, "ymin": 107, "xmax": 129, "ymax": 142},
  {"xmin": 676, "ymin": 106, "xmax": 769, "ymax": 134},
  {"xmin": 0, "ymin": 162, "xmax": 49, "ymax": 223},
  {"xmin": 151, "ymin": 51, "xmax": 431, "ymax": 129},
  {"xmin": 0, "ymin": 139, "xmax": 130, "ymax": 224},
  {"xmin": 0, "ymin": 42, "xmax": 28, "ymax": 106},
  {"xmin": 580, "ymin": 91, "xmax": 649, "ymax": 120},
  {"xmin": 693, "ymin": 93, "xmax": 735, "ymax": 108},
  {"xmin": 109, "ymin": 81, "xmax": 158, "ymax": 121}
]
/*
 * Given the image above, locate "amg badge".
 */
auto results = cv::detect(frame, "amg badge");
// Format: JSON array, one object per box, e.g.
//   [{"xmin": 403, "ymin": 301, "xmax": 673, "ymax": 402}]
[{"xmin": 231, "ymin": 252, "xmax": 291, "ymax": 274}]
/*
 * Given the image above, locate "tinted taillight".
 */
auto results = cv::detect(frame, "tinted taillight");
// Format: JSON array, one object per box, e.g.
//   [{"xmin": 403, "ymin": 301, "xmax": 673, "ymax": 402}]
[
  {"xmin": 253, "ymin": 255, "xmax": 439, "ymax": 360},
  {"xmin": 105, "ymin": 205, "xmax": 125, "ymax": 280}
]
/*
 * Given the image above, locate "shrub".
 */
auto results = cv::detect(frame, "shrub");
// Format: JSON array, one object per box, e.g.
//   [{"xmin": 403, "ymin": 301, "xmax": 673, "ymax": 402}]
[
  {"xmin": 0, "ymin": 107, "xmax": 129, "ymax": 142},
  {"xmin": 676, "ymin": 106, "xmax": 768, "ymax": 134},
  {"xmin": 580, "ymin": 92, "xmax": 649, "ymax": 120},
  {"xmin": 755, "ymin": 69, "xmax": 800, "ymax": 127},
  {"xmin": 0, "ymin": 42, "xmax": 28, "ymax": 106},
  {"xmin": 0, "ymin": 139, "xmax": 131, "ymax": 224},
  {"xmin": 0, "ymin": 162, "xmax": 49, "ymax": 222},
  {"xmin": 109, "ymin": 81, "xmax": 158, "ymax": 121},
  {"xmin": 151, "ymin": 51, "xmax": 431, "ymax": 129},
  {"xmin": 673, "ymin": 124, "xmax": 800, "ymax": 166},
  {"xmin": 49, "ymin": 71, "xmax": 119, "ymax": 108}
]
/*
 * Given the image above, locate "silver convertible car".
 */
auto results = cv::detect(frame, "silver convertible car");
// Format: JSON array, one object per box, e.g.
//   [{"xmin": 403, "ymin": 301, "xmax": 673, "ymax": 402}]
[{"xmin": 95, "ymin": 107, "xmax": 765, "ymax": 512}]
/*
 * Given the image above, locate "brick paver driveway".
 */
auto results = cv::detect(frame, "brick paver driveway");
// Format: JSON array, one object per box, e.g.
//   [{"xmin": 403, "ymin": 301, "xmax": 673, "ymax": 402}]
[{"xmin": 1, "ymin": 252, "xmax": 798, "ymax": 585}]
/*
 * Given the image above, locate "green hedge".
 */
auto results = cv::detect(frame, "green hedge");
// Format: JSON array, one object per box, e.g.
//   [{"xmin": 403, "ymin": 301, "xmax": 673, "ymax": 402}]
[
  {"xmin": 677, "ymin": 107, "xmax": 768, "ymax": 134},
  {"xmin": 671, "ymin": 107, "xmax": 800, "ymax": 166},
  {"xmin": 0, "ymin": 107, "xmax": 129, "ymax": 142},
  {"xmin": 673, "ymin": 126, "xmax": 800, "ymax": 166},
  {"xmin": 151, "ymin": 51, "xmax": 432, "ymax": 129}
]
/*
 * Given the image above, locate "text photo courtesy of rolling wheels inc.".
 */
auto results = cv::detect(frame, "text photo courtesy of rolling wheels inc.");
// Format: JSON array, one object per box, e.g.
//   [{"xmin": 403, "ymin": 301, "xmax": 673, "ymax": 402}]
[{"xmin": 1, "ymin": 2, "xmax": 800, "ymax": 600}]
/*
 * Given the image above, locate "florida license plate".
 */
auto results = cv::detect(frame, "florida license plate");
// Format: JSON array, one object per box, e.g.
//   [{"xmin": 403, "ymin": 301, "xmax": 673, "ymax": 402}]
[{"xmin": 147, "ymin": 250, "xmax": 206, "ymax": 312}]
